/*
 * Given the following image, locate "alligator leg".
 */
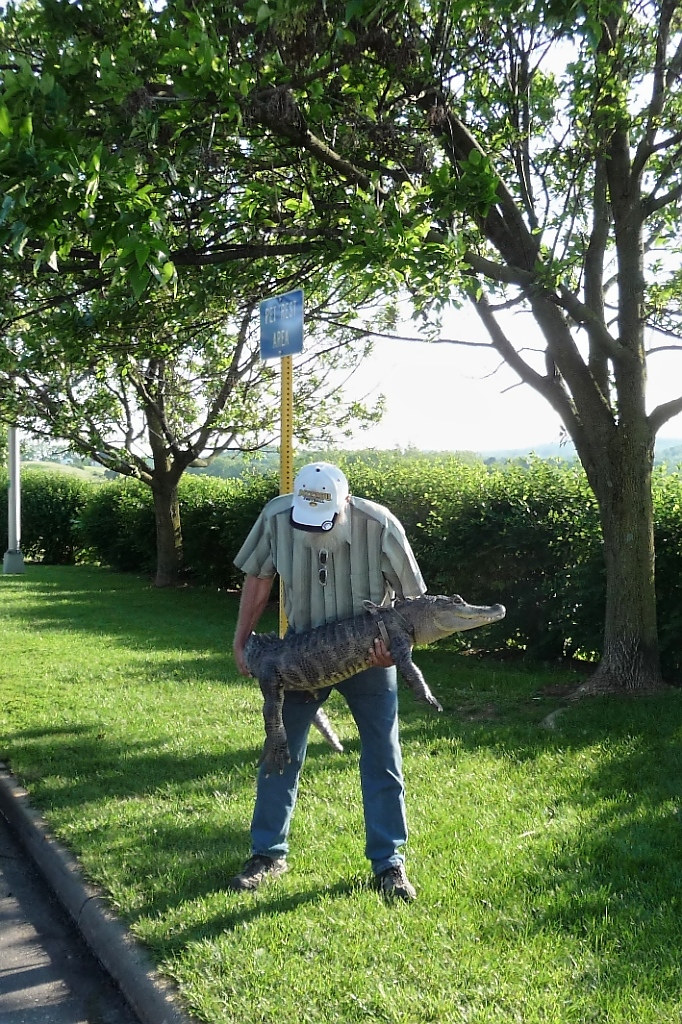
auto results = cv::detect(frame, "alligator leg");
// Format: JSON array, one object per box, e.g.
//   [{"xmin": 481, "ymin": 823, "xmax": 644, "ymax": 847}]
[
  {"xmin": 391, "ymin": 635, "xmax": 443, "ymax": 712},
  {"xmin": 258, "ymin": 670, "xmax": 291, "ymax": 775}
]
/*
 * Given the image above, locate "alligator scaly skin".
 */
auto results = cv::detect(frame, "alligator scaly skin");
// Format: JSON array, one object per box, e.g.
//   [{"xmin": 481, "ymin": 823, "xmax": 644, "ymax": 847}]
[{"xmin": 245, "ymin": 594, "xmax": 505, "ymax": 774}]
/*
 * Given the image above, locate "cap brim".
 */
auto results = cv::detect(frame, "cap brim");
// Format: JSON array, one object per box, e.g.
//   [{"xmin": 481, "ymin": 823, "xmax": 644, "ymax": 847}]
[{"xmin": 290, "ymin": 509, "xmax": 339, "ymax": 532}]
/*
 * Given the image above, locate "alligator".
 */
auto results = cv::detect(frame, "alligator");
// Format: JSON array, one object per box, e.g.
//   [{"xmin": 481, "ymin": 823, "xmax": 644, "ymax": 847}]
[{"xmin": 244, "ymin": 593, "xmax": 506, "ymax": 774}]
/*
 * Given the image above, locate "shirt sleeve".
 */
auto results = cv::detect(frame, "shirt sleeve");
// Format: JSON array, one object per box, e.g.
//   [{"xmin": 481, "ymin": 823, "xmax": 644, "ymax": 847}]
[
  {"xmin": 233, "ymin": 508, "xmax": 277, "ymax": 578},
  {"xmin": 381, "ymin": 511, "xmax": 427, "ymax": 600}
]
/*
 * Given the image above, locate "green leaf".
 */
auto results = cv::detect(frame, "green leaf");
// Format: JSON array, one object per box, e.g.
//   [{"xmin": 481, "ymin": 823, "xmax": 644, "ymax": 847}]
[
  {"xmin": 159, "ymin": 261, "xmax": 175, "ymax": 283},
  {"xmin": 256, "ymin": 3, "xmax": 271, "ymax": 24},
  {"xmin": 12, "ymin": 230, "xmax": 27, "ymax": 258},
  {"xmin": 135, "ymin": 242, "xmax": 151, "ymax": 269},
  {"xmin": 127, "ymin": 263, "xmax": 151, "ymax": 300},
  {"xmin": 344, "ymin": 0, "xmax": 366, "ymax": 25},
  {"xmin": 0, "ymin": 193, "xmax": 13, "ymax": 224},
  {"xmin": 85, "ymin": 175, "xmax": 100, "ymax": 203},
  {"xmin": 38, "ymin": 73, "xmax": 55, "ymax": 95},
  {"xmin": 0, "ymin": 106, "xmax": 12, "ymax": 138}
]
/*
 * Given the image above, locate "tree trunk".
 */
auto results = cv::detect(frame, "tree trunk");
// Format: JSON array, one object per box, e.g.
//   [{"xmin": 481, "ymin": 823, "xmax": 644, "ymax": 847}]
[
  {"xmin": 575, "ymin": 431, "xmax": 664, "ymax": 694},
  {"xmin": 151, "ymin": 479, "xmax": 183, "ymax": 587},
  {"xmin": 142, "ymin": 371, "xmax": 186, "ymax": 588}
]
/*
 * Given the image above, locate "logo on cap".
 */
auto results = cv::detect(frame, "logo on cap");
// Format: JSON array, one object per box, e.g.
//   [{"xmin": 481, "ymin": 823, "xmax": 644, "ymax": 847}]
[{"xmin": 298, "ymin": 487, "xmax": 332, "ymax": 507}]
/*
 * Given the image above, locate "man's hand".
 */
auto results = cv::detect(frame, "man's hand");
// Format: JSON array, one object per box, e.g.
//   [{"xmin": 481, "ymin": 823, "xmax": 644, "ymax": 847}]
[
  {"xmin": 233, "ymin": 641, "xmax": 252, "ymax": 677},
  {"xmin": 367, "ymin": 637, "xmax": 394, "ymax": 668}
]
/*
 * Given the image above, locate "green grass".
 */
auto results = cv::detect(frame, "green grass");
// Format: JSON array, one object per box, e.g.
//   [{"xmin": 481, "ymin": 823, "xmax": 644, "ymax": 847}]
[
  {"xmin": 3, "ymin": 566, "xmax": 682, "ymax": 1023},
  {"xmin": 22, "ymin": 460, "xmax": 109, "ymax": 482}
]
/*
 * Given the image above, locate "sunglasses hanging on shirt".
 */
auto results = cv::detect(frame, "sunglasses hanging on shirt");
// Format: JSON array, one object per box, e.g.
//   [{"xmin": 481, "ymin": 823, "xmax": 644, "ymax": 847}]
[{"xmin": 318, "ymin": 549, "xmax": 328, "ymax": 586}]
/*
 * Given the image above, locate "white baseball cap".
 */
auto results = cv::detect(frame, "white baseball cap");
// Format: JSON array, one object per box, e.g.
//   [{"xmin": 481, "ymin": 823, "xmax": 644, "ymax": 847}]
[{"xmin": 291, "ymin": 462, "xmax": 349, "ymax": 531}]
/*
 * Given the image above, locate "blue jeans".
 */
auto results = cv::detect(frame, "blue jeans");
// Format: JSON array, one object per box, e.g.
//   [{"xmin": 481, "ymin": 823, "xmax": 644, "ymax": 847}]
[{"xmin": 250, "ymin": 665, "xmax": 408, "ymax": 875}]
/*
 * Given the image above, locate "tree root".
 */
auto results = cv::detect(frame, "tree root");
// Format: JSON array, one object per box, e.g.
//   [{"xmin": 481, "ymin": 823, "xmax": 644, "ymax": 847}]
[
  {"xmin": 568, "ymin": 673, "xmax": 671, "ymax": 700},
  {"xmin": 539, "ymin": 707, "xmax": 567, "ymax": 730}
]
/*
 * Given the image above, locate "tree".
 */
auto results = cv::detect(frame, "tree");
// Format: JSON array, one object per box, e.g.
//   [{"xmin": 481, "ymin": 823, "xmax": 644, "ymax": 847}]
[
  {"xmin": 4, "ymin": 0, "xmax": 682, "ymax": 686},
  {"xmin": 1, "ymin": 270, "xmax": 382, "ymax": 585},
  {"xmin": 0, "ymin": 0, "xmax": 357, "ymax": 303},
  {"xmin": 0, "ymin": 0, "xmax": 383, "ymax": 585},
  {"xmin": 171, "ymin": 0, "xmax": 680, "ymax": 694}
]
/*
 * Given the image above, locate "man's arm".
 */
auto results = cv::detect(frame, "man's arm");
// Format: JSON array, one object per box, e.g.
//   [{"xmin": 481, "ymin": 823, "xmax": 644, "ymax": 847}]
[{"xmin": 233, "ymin": 574, "xmax": 275, "ymax": 676}]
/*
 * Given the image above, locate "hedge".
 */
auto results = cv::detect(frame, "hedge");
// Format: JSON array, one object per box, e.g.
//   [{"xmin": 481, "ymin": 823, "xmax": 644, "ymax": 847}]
[
  {"xmin": 3, "ymin": 457, "xmax": 682, "ymax": 675},
  {"xmin": 0, "ymin": 469, "xmax": 93, "ymax": 564},
  {"xmin": 76, "ymin": 477, "xmax": 158, "ymax": 573},
  {"xmin": 338, "ymin": 454, "xmax": 606, "ymax": 663}
]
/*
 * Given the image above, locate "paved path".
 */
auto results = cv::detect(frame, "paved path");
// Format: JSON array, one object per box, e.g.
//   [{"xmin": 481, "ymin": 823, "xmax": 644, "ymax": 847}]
[
  {"xmin": 0, "ymin": 768, "xmax": 194, "ymax": 1024},
  {"xmin": 0, "ymin": 812, "xmax": 141, "ymax": 1024}
]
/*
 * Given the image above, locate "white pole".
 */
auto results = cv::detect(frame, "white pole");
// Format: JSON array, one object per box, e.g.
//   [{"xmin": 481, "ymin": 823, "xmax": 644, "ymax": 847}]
[{"xmin": 3, "ymin": 426, "xmax": 25, "ymax": 574}]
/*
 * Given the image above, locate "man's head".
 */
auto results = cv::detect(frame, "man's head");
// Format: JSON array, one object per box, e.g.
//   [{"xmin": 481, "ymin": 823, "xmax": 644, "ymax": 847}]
[{"xmin": 291, "ymin": 462, "xmax": 349, "ymax": 533}]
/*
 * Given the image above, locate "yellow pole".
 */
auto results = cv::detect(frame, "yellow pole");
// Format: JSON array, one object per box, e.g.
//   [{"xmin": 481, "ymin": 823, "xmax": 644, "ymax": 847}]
[{"xmin": 279, "ymin": 354, "xmax": 294, "ymax": 636}]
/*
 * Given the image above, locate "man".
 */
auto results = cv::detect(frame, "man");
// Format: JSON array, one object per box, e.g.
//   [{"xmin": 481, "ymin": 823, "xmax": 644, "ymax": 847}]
[{"xmin": 230, "ymin": 461, "xmax": 426, "ymax": 901}]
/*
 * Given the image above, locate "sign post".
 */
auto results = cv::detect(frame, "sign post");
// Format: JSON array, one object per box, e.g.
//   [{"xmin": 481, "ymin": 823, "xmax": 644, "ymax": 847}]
[
  {"xmin": 260, "ymin": 289, "xmax": 304, "ymax": 635},
  {"xmin": 3, "ymin": 426, "xmax": 25, "ymax": 574}
]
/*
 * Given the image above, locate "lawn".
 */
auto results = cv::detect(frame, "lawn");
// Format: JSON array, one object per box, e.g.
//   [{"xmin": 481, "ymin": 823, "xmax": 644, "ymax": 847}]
[
  {"xmin": 2, "ymin": 566, "xmax": 682, "ymax": 1023},
  {"xmin": 22, "ymin": 460, "xmax": 110, "ymax": 482}
]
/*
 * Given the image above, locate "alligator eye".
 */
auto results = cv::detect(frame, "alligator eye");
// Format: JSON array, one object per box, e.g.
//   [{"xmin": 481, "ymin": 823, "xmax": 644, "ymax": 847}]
[{"xmin": 452, "ymin": 595, "xmax": 464, "ymax": 604}]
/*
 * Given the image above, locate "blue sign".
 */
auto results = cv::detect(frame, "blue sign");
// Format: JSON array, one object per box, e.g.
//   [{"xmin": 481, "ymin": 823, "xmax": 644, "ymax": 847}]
[{"xmin": 260, "ymin": 289, "xmax": 304, "ymax": 360}]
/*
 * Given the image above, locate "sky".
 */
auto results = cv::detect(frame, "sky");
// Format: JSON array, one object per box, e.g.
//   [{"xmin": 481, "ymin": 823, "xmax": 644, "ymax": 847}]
[{"xmin": 337, "ymin": 303, "xmax": 682, "ymax": 454}]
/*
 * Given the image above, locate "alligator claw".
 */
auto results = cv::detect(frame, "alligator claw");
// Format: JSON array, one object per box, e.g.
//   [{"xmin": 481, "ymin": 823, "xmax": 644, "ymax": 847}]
[
  {"xmin": 417, "ymin": 689, "xmax": 443, "ymax": 712},
  {"xmin": 261, "ymin": 740, "xmax": 291, "ymax": 776}
]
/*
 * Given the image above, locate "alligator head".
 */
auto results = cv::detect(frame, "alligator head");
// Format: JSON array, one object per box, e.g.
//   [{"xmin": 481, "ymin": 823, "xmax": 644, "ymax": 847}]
[{"xmin": 395, "ymin": 594, "xmax": 506, "ymax": 646}]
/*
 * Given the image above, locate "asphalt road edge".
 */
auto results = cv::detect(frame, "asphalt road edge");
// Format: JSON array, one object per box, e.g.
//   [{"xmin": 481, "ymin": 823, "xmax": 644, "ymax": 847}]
[{"xmin": 0, "ymin": 763, "xmax": 198, "ymax": 1024}]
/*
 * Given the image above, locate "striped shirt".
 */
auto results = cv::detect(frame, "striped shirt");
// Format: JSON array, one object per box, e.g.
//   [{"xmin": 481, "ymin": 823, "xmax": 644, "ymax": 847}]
[{"xmin": 233, "ymin": 494, "xmax": 427, "ymax": 632}]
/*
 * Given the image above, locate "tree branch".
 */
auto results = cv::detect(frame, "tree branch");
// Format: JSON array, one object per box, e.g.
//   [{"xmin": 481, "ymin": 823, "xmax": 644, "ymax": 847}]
[
  {"xmin": 643, "ymin": 179, "xmax": 682, "ymax": 216},
  {"xmin": 632, "ymin": 0, "xmax": 677, "ymax": 180},
  {"xmin": 192, "ymin": 302, "xmax": 259, "ymax": 455},
  {"xmin": 171, "ymin": 240, "xmax": 329, "ymax": 266},
  {"xmin": 583, "ymin": 156, "xmax": 612, "ymax": 396},
  {"xmin": 649, "ymin": 394, "xmax": 682, "ymax": 434},
  {"xmin": 248, "ymin": 87, "xmax": 379, "ymax": 193},
  {"xmin": 321, "ymin": 319, "xmax": 495, "ymax": 348},
  {"xmin": 555, "ymin": 286, "xmax": 626, "ymax": 362},
  {"xmin": 437, "ymin": 106, "xmax": 540, "ymax": 269},
  {"xmin": 461, "ymin": 250, "xmax": 535, "ymax": 286},
  {"xmin": 469, "ymin": 289, "xmax": 580, "ymax": 432}
]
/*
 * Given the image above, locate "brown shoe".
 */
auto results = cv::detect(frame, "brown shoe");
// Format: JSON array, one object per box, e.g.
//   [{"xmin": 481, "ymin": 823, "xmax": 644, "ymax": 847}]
[
  {"xmin": 376, "ymin": 864, "xmax": 417, "ymax": 902},
  {"xmin": 227, "ymin": 854, "xmax": 288, "ymax": 892}
]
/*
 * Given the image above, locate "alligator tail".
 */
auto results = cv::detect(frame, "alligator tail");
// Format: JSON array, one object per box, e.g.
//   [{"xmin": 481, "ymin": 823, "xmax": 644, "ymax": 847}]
[{"xmin": 312, "ymin": 706, "xmax": 344, "ymax": 753}]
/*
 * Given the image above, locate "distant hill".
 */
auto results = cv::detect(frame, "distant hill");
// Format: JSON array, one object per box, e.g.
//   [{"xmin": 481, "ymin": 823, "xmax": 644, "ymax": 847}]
[
  {"xmin": 480, "ymin": 438, "xmax": 682, "ymax": 465},
  {"xmin": 656, "ymin": 441, "xmax": 682, "ymax": 465},
  {"xmin": 15, "ymin": 440, "xmax": 682, "ymax": 483},
  {"xmin": 21, "ymin": 461, "xmax": 109, "ymax": 483},
  {"xmin": 480, "ymin": 441, "xmax": 578, "ymax": 461}
]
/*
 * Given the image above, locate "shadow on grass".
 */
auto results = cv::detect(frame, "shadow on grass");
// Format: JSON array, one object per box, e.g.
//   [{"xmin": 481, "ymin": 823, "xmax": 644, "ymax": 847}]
[
  {"xmin": 0, "ymin": 565, "xmax": 271, "ymax": 659},
  {"xmin": 146, "ymin": 878, "xmax": 369, "ymax": 955},
  {"xmin": 458, "ymin": 692, "xmax": 682, "ymax": 1006},
  {"xmin": 2, "ymin": 718, "xmax": 375, "ymax": 939},
  {"xmin": 137, "ymin": 693, "xmax": 682, "ymax": 1010},
  {"xmin": 3, "ymin": 725, "xmax": 259, "ymax": 803},
  {"xmin": 7, "ymin": 569, "xmax": 682, "ymax": 1006},
  {"xmin": 0, "ymin": 563, "xmax": 282, "ymax": 694}
]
